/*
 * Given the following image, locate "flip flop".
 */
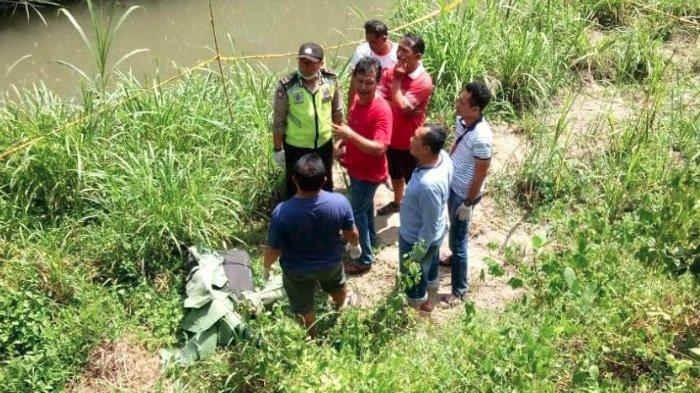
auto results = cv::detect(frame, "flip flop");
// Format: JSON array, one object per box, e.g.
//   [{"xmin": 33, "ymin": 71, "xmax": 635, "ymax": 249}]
[
  {"xmin": 419, "ymin": 300, "xmax": 434, "ymax": 313},
  {"xmin": 439, "ymin": 255, "xmax": 452, "ymax": 267},
  {"xmin": 377, "ymin": 201, "xmax": 400, "ymax": 216},
  {"xmin": 438, "ymin": 294, "xmax": 466, "ymax": 309},
  {"xmin": 344, "ymin": 260, "xmax": 371, "ymax": 275}
]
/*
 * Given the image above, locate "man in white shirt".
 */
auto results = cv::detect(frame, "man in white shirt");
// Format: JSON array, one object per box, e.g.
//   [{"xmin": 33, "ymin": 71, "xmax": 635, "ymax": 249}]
[
  {"xmin": 347, "ymin": 19, "xmax": 397, "ymax": 107},
  {"xmin": 441, "ymin": 81, "xmax": 493, "ymax": 308}
]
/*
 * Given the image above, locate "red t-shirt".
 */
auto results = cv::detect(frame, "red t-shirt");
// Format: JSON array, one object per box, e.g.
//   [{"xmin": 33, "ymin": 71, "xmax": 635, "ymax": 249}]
[
  {"xmin": 379, "ymin": 65, "xmax": 433, "ymax": 149},
  {"xmin": 342, "ymin": 95, "xmax": 393, "ymax": 183}
]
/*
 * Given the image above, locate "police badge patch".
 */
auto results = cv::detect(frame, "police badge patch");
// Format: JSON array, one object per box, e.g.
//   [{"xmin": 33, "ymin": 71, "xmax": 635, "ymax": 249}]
[
  {"xmin": 322, "ymin": 87, "xmax": 332, "ymax": 103},
  {"xmin": 293, "ymin": 91, "xmax": 304, "ymax": 104}
]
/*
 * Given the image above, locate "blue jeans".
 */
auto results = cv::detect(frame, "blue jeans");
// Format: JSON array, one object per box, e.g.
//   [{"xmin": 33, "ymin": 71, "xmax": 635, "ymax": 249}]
[
  {"xmin": 448, "ymin": 190, "xmax": 471, "ymax": 297},
  {"xmin": 349, "ymin": 177, "xmax": 380, "ymax": 265},
  {"xmin": 398, "ymin": 235, "xmax": 441, "ymax": 306}
]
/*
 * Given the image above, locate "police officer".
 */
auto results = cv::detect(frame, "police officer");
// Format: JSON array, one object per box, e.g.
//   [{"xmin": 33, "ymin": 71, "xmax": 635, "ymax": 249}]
[{"xmin": 272, "ymin": 42, "xmax": 344, "ymax": 199}]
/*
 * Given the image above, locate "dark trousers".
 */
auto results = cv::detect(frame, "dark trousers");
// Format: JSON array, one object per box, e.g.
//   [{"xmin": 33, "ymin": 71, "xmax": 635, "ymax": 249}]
[{"xmin": 284, "ymin": 140, "xmax": 334, "ymax": 199}]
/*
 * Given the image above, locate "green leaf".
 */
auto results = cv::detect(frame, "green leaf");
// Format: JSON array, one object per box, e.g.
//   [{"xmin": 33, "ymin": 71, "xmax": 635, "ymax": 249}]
[
  {"xmin": 563, "ymin": 267, "xmax": 576, "ymax": 289},
  {"xmin": 111, "ymin": 48, "xmax": 150, "ymax": 72},
  {"xmin": 113, "ymin": 5, "xmax": 143, "ymax": 35},
  {"xmin": 55, "ymin": 60, "xmax": 93, "ymax": 85},
  {"xmin": 588, "ymin": 365, "xmax": 599, "ymax": 380},
  {"xmin": 485, "ymin": 256, "xmax": 504, "ymax": 277},
  {"xmin": 6, "ymin": 54, "xmax": 33, "ymax": 76},
  {"xmin": 532, "ymin": 234, "xmax": 545, "ymax": 249},
  {"xmin": 508, "ymin": 277, "xmax": 524, "ymax": 289},
  {"xmin": 58, "ymin": 8, "xmax": 93, "ymax": 53},
  {"xmin": 688, "ymin": 347, "xmax": 700, "ymax": 361},
  {"xmin": 178, "ymin": 340, "xmax": 199, "ymax": 366},
  {"xmin": 218, "ymin": 319, "xmax": 235, "ymax": 346},
  {"xmin": 572, "ymin": 370, "xmax": 587, "ymax": 385}
]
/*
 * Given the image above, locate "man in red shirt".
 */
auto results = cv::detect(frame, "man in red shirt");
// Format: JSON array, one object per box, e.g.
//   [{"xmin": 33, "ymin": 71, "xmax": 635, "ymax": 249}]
[
  {"xmin": 377, "ymin": 33, "xmax": 433, "ymax": 216},
  {"xmin": 333, "ymin": 57, "xmax": 392, "ymax": 274}
]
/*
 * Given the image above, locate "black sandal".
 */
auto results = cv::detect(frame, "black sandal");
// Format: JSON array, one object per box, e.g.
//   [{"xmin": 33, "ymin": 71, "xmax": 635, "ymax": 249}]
[
  {"xmin": 344, "ymin": 261, "xmax": 371, "ymax": 275},
  {"xmin": 438, "ymin": 294, "xmax": 466, "ymax": 309},
  {"xmin": 377, "ymin": 201, "xmax": 400, "ymax": 216}
]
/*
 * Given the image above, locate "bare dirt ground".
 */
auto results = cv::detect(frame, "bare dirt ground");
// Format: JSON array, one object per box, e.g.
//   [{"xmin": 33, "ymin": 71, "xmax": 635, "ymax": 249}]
[{"xmin": 67, "ymin": 334, "xmax": 162, "ymax": 393}]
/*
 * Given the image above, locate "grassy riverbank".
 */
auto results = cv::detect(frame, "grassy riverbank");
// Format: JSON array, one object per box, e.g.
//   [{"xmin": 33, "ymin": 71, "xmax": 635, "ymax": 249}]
[{"xmin": 1, "ymin": 0, "xmax": 698, "ymax": 391}]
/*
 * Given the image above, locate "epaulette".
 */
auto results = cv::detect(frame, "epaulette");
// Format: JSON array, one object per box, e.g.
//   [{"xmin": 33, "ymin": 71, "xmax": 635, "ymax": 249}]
[
  {"xmin": 279, "ymin": 72, "xmax": 299, "ymax": 87},
  {"xmin": 320, "ymin": 68, "xmax": 337, "ymax": 77}
]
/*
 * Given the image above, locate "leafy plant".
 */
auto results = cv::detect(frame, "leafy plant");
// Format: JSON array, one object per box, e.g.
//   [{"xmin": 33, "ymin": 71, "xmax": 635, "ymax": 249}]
[{"xmin": 58, "ymin": 0, "xmax": 148, "ymax": 96}]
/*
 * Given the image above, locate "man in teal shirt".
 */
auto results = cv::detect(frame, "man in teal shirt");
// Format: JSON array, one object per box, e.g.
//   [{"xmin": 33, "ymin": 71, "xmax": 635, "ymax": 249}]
[
  {"xmin": 264, "ymin": 153, "xmax": 360, "ymax": 336},
  {"xmin": 398, "ymin": 124, "xmax": 453, "ymax": 313}
]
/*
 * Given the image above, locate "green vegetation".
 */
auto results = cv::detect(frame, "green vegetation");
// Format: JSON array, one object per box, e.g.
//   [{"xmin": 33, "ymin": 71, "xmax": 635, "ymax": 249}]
[
  {"xmin": 0, "ymin": 0, "xmax": 698, "ymax": 391},
  {"xmin": 57, "ymin": 0, "xmax": 148, "ymax": 96},
  {"xmin": 0, "ymin": 1, "xmax": 62, "ymax": 20}
]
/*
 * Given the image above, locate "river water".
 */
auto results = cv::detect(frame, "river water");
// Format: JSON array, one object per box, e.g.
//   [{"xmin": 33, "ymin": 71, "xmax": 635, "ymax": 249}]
[{"xmin": 0, "ymin": 0, "xmax": 390, "ymax": 98}]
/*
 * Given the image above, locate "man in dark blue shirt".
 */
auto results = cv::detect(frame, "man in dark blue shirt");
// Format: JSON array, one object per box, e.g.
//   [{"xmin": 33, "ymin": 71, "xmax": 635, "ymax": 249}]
[{"xmin": 264, "ymin": 153, "xmax": 360, "ymax": 336}]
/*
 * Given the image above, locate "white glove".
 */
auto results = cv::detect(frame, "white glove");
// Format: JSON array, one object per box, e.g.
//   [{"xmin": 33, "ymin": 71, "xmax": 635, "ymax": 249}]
[
  {"xmin": 273, "ymin": 149, "xmax": 285, "ymax": 167},
  {"xmin": 345, "ymin": 243, "xmax": 362, "ymax": 259},
  {"xmin": 455, "ymin": 203, "xmax": 473, "ymax": 222},
  {"xmin": 262, "ymin": 266, "xmax": 271, "ymax": 282}
]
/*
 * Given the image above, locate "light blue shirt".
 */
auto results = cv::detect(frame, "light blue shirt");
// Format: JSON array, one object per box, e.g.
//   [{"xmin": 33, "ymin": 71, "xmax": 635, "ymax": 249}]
[{"xmin": 399, "ymin": 150, "xmax": 453, "ymax": 245}]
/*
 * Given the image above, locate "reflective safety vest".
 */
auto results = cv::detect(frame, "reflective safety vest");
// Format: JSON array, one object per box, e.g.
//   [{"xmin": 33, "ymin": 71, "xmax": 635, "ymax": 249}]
[{"xmin": 281, "ymin": 70, "xmax": 337, "ymax": 149}]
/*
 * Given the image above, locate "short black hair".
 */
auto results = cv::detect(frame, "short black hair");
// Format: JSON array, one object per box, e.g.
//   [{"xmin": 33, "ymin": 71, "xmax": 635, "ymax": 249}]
[
  {"xmin": 364, "ymin": 19, "xmax": 388, "ymax": 37},
  {"xmin": 401, "ymin": 33, "xmax": 425, "ymax": 55},
  {"xmin": 463, "ymin": 81, "xmax": 493, "ymax": 111},
  {"xmin": 421, "ymin": 123, "xmax": 447, "ymax": 155},
  {"xmin": 292, "ymin": 153, "xmax": 326, "ymax": 192},
  {"xmin": 353, "ymin": 56, "xmax": 382, "ymax": 82}
]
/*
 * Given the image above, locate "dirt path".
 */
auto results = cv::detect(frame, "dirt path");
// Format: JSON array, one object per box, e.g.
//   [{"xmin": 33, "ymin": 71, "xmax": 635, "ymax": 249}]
[{"xmin": 68, "ymin": 335, "xmax": 161, "ymax": 393}]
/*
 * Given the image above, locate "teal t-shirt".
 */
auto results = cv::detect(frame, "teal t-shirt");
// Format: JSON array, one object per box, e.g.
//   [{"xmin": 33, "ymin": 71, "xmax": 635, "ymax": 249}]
[{"xmin": 268, "ymin": 191, "xmax": 355, "ymax": 272}]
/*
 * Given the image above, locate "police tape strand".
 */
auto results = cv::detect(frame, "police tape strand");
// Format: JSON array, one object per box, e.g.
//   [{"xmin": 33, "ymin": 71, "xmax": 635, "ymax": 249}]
[
  {"xmin": 0, "ymin": 55, "xmax": 219, "ymax": 161},
  {"xmin": 218, "ymin": 0, "xmax": 466, "ymax": 62}
]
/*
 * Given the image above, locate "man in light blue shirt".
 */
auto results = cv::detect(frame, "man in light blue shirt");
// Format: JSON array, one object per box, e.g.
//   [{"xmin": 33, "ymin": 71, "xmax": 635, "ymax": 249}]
[{"xmin": 398, "ymin": 123, "xmax": 453, "ymax": 312}]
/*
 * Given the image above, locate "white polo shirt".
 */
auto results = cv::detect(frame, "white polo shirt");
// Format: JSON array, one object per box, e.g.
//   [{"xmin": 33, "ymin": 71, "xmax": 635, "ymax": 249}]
[
  {"xmin": 349, "ymin": 42, "xmax": 398, "ymax": 69},
  {"xmin": 449, "ymin": 116, "xmax": 493, "ymax": 199}
]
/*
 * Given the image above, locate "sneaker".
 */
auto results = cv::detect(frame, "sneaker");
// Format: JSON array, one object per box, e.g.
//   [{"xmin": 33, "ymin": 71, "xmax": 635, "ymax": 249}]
[
  {"xmin": 377, "ymin": 201, "xmax": 400, "ymax": 216},
  {"xmin": 344, "ymin": 260, "xmax": 371, "ymax": 275}
]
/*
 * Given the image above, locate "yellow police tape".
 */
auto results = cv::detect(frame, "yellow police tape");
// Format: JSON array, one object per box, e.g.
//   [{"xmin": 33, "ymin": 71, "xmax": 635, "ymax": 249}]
[
  {"xmin": 0, "ymin": 55, "xmax": 219, "ymax": 161},
  {"xmin": 0, "ymin": 0, "xmax": 465, "ymax": 161}
]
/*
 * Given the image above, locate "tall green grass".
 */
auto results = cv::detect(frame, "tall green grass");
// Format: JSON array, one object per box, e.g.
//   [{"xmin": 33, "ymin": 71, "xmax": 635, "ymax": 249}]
[
  {"xmin": 395, "ymin": 0, "xmax": 589, "ymax": 119},
  {"xmin": 0, "ymin": 63, "xmax": 281, "ymax": 279},
  {"xmin": 58, "ymin": 0, "xmax": 148, "ymax": 96},
  {"xmin": 0, "ymin": 0, "xmax": 698, "ymax": 391}
]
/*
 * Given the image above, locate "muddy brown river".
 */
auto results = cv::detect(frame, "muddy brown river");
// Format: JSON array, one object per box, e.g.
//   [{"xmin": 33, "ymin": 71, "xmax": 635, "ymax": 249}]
[{"xmin": 0, "ymin": 0, "xmax": 390, "ymax": 98}]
